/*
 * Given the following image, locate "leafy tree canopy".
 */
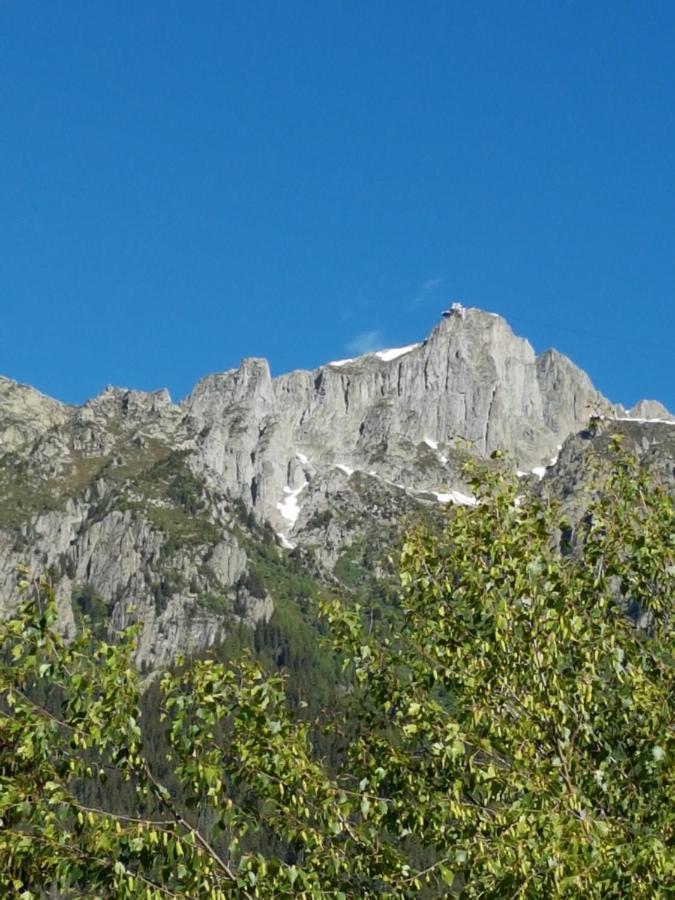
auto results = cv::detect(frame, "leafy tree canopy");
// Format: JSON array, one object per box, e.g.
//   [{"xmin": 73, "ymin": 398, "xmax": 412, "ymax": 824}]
[{"xmin": 0, "ymin": 441, "xmax": 673, "ymax": 897}]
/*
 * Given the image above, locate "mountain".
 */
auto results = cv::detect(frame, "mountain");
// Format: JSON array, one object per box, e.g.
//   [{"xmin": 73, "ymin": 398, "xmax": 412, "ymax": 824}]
[{"xmin": 0, "ymin": 307, "xmax": 672, "ymax": 671}]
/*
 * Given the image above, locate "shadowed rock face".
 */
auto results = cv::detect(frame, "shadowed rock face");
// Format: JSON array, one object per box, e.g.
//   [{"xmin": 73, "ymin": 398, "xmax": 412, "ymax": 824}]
[{"xmin": 0, "ymin": 307, "xmax": 670, "ymax": 670}]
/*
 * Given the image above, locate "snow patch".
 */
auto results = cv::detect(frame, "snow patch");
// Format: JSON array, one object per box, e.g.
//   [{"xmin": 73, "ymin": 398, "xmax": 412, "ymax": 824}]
[
  {"xmin": 610, "ymin": 416, "xmax": 675, "ymax": 425},
  {"xmin": 549, "ymin": 444, "xmax": 563, "ymax": 466},
  {"xmin": 374, "ymin": 343, "xmax": 421, "ymax": 362},
  {"xmin": 528, "ymin": 444, "xmax": 562, "ymax": 480},
  {"xmin": 335, "ymin": 463, "xmax": 354, "ymax": 476},
  {"xmin": 276, "ymin": 484, "xmax": 306, "ymax": 526},
  {"xmin": 434, "ymin": 490, "xmax": 477, "ymax": 507},
  {"xmin": 424, "ymin": 437, "xmax": 438, "ymax": 450},
  {"xmin": 277, "ymin": 532, "xmax": 295, "ymax": 550},
  {"xmin": 328, "ymin": 358, "xmax": 354, "ymax": 367},
  {"xmin": 296, "ymin": 452, "xmax": 308, "ymax": 464}
]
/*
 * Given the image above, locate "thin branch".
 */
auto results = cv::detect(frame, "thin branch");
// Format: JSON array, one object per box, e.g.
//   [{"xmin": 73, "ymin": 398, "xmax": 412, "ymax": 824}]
[{"xmin": 140, "ymin": 762, "xmax": 253, "ymax": 899}]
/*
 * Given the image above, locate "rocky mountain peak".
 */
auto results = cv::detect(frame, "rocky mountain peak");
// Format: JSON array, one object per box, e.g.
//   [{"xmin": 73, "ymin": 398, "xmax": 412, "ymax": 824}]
[
  {"xmin": 627, "ymin": 399, "xmax": 674, "ymax": 421},
  {"xmin": 173, "ymin": 307, "xmax": 631, "ymax": 540},
  {"xmin": 0, "ymin": 307, "xmax": 671, "ymax": 673},
  {"xmin": 83, "ymin": 386, "xmax": 175, "ymax": 420},
  {"xmin": 0, "ymin": 376, "xmax": 70, "ymax": 452},
  {"xmin": 185, "ymin": 358, "xmax": 274, "ymax": 418}
]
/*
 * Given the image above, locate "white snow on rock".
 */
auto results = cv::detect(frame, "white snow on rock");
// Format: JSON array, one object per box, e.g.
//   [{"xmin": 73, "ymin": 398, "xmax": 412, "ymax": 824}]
[
  {"xmin": 276, "ymin": 484, "xmax": 306, "ymax": 526},
  {"xmin": 549, "ymin": 444, "xmax": 563, "ymax": 466},
  {"xmin": 328, "ymin": 358, "xmax": 354, "ymax": 367},
  {"xmin": 525, "ymin": 445, "xmax": 562, "ymax": 480},
  {"xmin": 434, "ymin": 490, "xmax": 477, "ymax": 507},
  {"xmin": 335, "ymin": 463, "xmax": 354, "ymax": 476},
  {"xmin": 610, "ymin": 416, "xmax": 675, "ymax": 425},
  {"xmin": 374, "ymin": 343, "xmax": 421, "ymax": 362},
  {"xmin": 296, "ymin": 452, "xmax": 308, "ymax": 464},
  {"xmin": 276, "ymin": 532, "xmax": 295, "ymax": 550},
  {"xmin": 424, "ymin": 437, "xmax": 439, "ymax": 450},
  {"xmin": 326, "ymin": 342, "xmax": 420, "ymax": 367}
]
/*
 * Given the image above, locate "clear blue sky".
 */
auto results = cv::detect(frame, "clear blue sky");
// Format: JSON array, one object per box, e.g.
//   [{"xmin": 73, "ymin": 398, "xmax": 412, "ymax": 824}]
[{"xmin": 1, "ymin": 1, "xmax": 673, "ymax": 410}]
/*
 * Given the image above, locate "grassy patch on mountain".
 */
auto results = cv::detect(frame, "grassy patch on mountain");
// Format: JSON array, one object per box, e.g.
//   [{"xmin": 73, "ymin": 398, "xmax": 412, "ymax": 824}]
[
  {"xmin": 0, "ymin": 450, "xmax": 110, "ymax": 528},
  {"xmin": 101, "ymin": 449, "xmax": 224, "ymax": 549},
  {"xmin": 0, "ymin": 433, "xmax": 176, "ymax": 529}
]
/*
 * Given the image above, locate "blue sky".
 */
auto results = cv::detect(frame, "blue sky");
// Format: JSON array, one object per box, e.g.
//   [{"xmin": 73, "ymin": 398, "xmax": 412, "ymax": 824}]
[{"xmin": 1, "ymin": 1, "xmax": 673, "ymax": 410}]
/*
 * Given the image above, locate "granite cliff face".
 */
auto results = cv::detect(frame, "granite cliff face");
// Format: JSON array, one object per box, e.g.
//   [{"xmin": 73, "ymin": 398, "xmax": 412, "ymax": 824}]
[
  {"xmin": 0, "ymin": 376, "xmax": 70, "ymax": 452},
  {"xmin": 185, "ymin": 308, "xmax": 614, "ymax": 536},
  {"xmin": 0, "ymin": 307, "xmax": 671, "ymax": 670}
]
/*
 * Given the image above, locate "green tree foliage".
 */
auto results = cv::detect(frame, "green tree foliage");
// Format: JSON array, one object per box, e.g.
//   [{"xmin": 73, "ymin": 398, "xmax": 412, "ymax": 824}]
[{"xmin": 0, "ymin": 443, "xmax": 672, "ymax": 897}]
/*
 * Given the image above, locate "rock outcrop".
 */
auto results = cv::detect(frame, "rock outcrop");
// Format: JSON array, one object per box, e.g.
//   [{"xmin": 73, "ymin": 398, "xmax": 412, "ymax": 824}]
[
  {"xmin": 626, "ymin": 399, "xmax": 675, "ymax": 422},
  {"xmin": 184, "ymin": 308, "xmax": 619, "ymax": 537},
  {"xmin": 0, "ymin": 307, "xmax": 671, "ymax": 670},
  {"xmin": 0, "ymin": 377, "xmax": 70, "ymax": 451}
]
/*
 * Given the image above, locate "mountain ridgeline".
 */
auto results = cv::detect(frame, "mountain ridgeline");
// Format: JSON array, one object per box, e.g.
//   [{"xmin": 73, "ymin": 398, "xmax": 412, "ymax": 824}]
[{"xmin": 0, "ymin": 307, "xmax": 672, "ymax": 671}]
